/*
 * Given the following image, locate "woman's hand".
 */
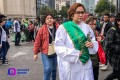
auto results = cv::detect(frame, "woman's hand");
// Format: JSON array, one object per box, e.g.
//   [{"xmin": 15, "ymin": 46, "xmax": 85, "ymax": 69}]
[
  {"xmin": 85, "ymin": 41, "xmax": 93, "ymax": 48},
  {"xmin": 99, "ymin": 34, "xmax": 105, "ymax": 40},
  {"xmin": 34, "ymin": 54, "xmax": 38, "ymax": 61},
  {"xmin": 96, "ymin": 36, "xmax": 102, "ymax": 41},
  {"xmin": 79, "ymin": 51, "xmax": 82, "ymax": 56}
]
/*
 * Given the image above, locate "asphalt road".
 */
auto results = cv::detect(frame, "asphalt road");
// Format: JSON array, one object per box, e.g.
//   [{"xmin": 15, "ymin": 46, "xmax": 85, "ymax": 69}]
[{"xmin": 0, "ymin": 40, "xmax": 117, "ymax": 80}]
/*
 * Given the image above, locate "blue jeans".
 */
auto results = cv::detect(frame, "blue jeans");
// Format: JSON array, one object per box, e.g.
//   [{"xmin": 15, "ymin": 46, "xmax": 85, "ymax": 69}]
[
  {"xmin": 1, "ymin": 41, "xmax": 10, "ymax": 64},
  {"xmin": 41, "ymin": 53, "xmax": 57, "ymax": 80}
]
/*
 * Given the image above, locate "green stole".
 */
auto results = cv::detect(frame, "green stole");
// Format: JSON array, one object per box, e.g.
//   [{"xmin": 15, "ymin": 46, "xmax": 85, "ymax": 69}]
[{"xmin": 63, "ymin": 21, "xmax": 90, "ymax": 64}]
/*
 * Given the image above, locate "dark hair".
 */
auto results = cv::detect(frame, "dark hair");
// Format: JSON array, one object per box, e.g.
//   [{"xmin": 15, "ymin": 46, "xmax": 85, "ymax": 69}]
[
  {"xmin": 30, "ymin": 20, "xmax": 33, "ymax": 24},
  {"xmin": 104, "ymin": 13, "xmax": 110, "ymax": 17},
  {"xmin": 85, "ymin": 16, "xmax": 94, "ymax": 24},
  {"xmin": 36, "ymin": 17, "xmax": 40, "ymax": 21},
  {"xmin": 42, "ymin": 13, "xmax": 54, "ymax": 24},
  {"xmin": 115, "ymin": 12, "xmax": 120, "ymax": 27},
  {"xmin": 89, "ymin": 14, "xmax": 93, "ymax": 17},
  {"xmin": 0, "ymin": 14, "xmax": 6, "ymax": 23},
  {"xmin": 110, "ymin": 14, "xmax": 115, "ymax": 18},
  {"xmin": 0, "ymin": 14, "xmax": 6, "ymax": 19},
  {"xmin": 67, "ymin": 3, "xmax": 86, "ymax": 20},
  {"xmin": 0, "ymin": 19, "xmax": 2, "ymax": 23}
]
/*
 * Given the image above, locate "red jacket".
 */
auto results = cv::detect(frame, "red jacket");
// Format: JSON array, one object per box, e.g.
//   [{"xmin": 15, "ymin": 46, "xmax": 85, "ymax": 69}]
[
  {"xmin": 33, "ymin": 23, "xmax": 59, "ymax": 55},
  {"xmin": 28, "ymin": 24, "xmax": 34, "ymax": 31}
]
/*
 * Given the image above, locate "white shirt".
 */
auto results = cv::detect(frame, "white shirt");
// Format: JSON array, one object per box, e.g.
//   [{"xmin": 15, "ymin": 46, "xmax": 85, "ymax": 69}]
[
  {"xmin": 1, "ymin": 27, "xmax": 7, "ymax": 42},
  {"xmin": 54, "ymin": 22, "xmax": 98, "ymax": 80},
  {"xmin": 101, "ymin": 22, "xmax": 108, "ymax": 35},
  {"xmin": 13, "ymin": 20, "xmax": 21, "ymax": 32}
]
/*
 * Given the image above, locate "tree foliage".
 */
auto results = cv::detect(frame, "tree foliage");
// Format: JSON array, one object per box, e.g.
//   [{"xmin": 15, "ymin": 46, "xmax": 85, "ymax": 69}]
[
  {"xmin": 95, "ymin": 0, "xmax": 116, "ymax": 16},
  {"xmin": 39, "ymin": 6, "xmax": 58, "ymax": 18},
  {"xmin": 59, "ymin": 6, "xmax": 69, "ymax": 18},
  {"xmin": 39, "ymin": 5, "xmax": 69, "ymax": 19}
]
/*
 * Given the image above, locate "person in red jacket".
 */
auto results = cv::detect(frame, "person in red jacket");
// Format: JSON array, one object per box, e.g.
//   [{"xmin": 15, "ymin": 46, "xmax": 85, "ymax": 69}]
[
  {"xmin": 33, "ymin": 13, "xmax": 59, "ymax": 80},
  {"xmin": 28, "ymin": 20, "xmax": 34, "ymax": 41}
]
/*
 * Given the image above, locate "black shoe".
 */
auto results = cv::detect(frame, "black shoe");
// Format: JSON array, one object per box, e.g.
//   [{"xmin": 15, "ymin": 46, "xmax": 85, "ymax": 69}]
[
  {"xmin": 17, "ymin": 44, "xmax": 21, "ymax": 46},
  {"xmin": 15, "ymin": 44, "xmax": 21, "ymax": 46},
  {"xmin": 15, "ymin": 44, "xmax": 17, "ymax": 46},
  {"xmin": 0, "ymin": 58, "xmax": 8, "ymax": 62}
]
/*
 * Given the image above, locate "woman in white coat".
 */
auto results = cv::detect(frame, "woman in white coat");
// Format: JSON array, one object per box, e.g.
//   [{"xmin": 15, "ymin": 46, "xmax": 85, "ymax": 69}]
[{"xmin": 54, "ymin": 3, "xmax": 98, "ymax": 80}]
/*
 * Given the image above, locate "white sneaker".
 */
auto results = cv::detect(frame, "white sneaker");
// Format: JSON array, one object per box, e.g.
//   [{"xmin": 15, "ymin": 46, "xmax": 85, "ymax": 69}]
[
  {"xmin": 2, "ymin": 62, "xmax": 9, "ymax": 66},
  {"xmin": 100, "ymin": 65, "xmax": 108, "ymax": 71}
]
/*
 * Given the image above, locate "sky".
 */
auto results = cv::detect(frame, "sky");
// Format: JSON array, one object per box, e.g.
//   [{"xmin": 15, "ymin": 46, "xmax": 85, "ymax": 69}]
[{"xmin": 76, "ymin": 0, "xmax": 81, "ymax": 3}]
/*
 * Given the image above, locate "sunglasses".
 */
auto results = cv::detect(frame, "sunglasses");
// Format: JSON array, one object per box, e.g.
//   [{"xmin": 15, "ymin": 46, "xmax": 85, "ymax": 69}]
[{"xmin": 75, "ymin": 11, "xmax": 85, "ymax": 14}]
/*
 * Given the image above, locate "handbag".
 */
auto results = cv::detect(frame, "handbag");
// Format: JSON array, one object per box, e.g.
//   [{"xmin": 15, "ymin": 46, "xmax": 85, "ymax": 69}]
[
  {"xmin": 47, "ymin": 27, "xmax": 56, "ymax": 57},
  {"xmin": 48, "ymin": 41, "xmax": 55, "ymax": 55},
  {"xmin": 98, "ymin": 41, "xmax": 106, "ymax": 64}
]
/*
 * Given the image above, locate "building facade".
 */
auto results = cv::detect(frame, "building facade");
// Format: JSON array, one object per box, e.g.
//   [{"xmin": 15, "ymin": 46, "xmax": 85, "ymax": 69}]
[
  {"xmin": 69, "ymin": 0, "xmax": 76, "ymax": 5},
  {"xmin": 0, "ymin": 0, "xmax": 36, "ymax": 18},
  {"xmin": 108, "ymin": 0, "xmax": 119, "ymax": 12},
  {"xmin": 117, "ymin": 0, "xmax": 120, "ymax": 12},
  {"xmin": 47, "ymin": 0, "xmax": 55, "ymax": 8},
  {"xmin": 55, "ymin": 0, "xmax": 66, "ymax": 11},
  {"xmin": 77, "ymin": 0, "xmax": 95, "ymax": 14},
  {"xmin": 89, "ymin": 0, "xmax": 95, "ymax": 14},
  {"xmin": 55, "ymin": 0, "xmax": 71, "ymax": 11}
]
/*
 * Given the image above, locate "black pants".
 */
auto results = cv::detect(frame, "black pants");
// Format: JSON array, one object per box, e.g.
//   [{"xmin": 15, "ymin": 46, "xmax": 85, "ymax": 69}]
[
  {"xmin": 28, "ymin": 31, "xmax": 34, "ymax": 41},
  {"xmin": 105, "ymin": 68, "xmax": 120, "ymax": 80},
  {"xmin": 93, "ymin": 67, "xmax": 99, "ymax": 80},
  {"xmin": 15, "ymin": 32, "xmax": 21, "ymax": 45}
]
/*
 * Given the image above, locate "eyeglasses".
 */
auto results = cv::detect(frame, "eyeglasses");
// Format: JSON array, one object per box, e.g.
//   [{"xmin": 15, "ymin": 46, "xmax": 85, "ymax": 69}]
[{"xmin": 75, "ymin": 11, "xmax": 85, "ymax": 14}]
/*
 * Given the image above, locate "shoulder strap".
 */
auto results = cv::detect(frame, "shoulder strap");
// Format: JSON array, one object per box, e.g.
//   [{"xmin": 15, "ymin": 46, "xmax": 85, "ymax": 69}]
[{"xmin": 47, "ymin": 27, "xmax": 54, "ymax": 41}]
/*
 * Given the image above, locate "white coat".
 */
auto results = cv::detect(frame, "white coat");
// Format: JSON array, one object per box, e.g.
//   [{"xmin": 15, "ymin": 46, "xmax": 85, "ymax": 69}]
[{"xmin": 54, "ymin": 22, "xmax": 98, "ymax": 80}]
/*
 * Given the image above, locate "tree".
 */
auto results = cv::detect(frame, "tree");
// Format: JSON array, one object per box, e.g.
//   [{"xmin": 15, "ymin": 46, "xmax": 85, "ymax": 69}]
[
  {"xmin": 39, "ymin": 6, "xmax": 58, "ymax": 18},
  {"xmin": 40, "ymin": 6, "xmax": 51, "ymax": 15},
  {"xmin": 59, "ymin": 6, "xmax": 69, "ymax": 18},
  {"xmin": 95, "ymin": 0, "xmax": 116, "ymax": 16}
]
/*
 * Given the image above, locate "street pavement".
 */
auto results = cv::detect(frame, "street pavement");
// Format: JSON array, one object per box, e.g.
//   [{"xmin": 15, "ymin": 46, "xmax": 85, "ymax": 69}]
[{"xmin": 0, "ymin": 39, "xmax": 117, "ymax": 80}]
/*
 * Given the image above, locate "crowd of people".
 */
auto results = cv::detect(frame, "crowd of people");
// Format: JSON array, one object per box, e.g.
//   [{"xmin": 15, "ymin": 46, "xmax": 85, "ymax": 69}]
[
  {"xmin": 0, "ymin": 15, "xmax": 42, "ymax": 65},
  {"xmin": 33, "ymin": 3, "xmax": 120, "ymax": 80},
  {"xmin": 0, "ymin": 2, "xmax": 120, "ymax": 80}
]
